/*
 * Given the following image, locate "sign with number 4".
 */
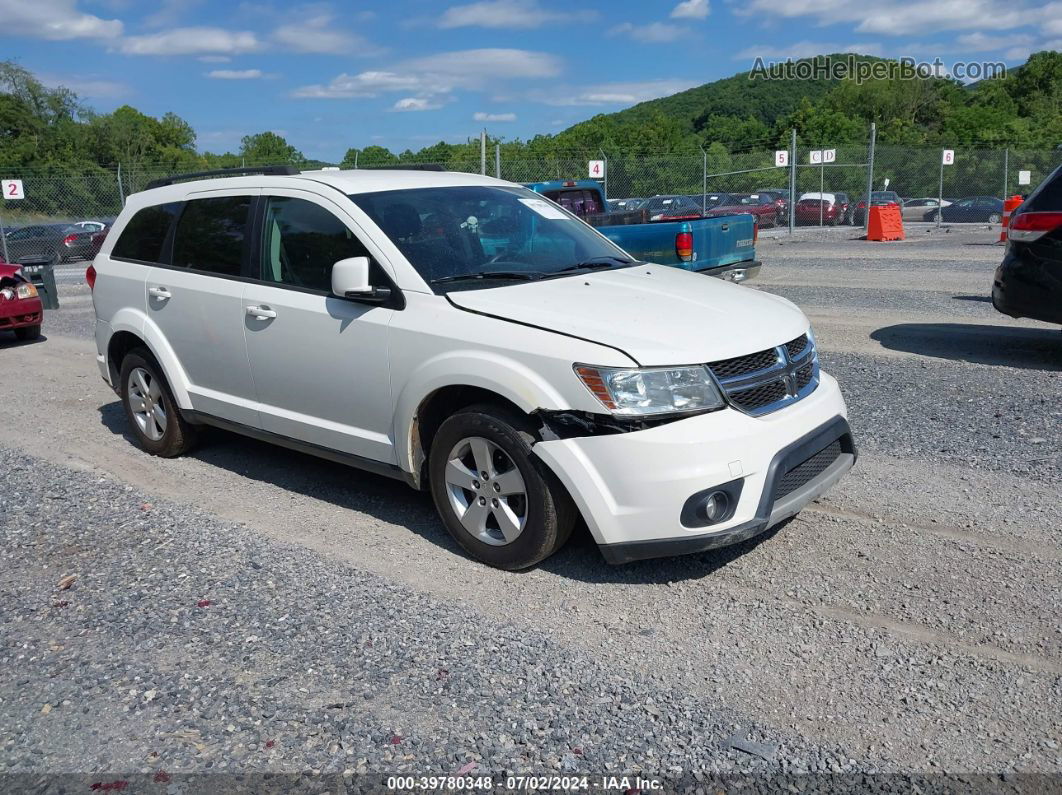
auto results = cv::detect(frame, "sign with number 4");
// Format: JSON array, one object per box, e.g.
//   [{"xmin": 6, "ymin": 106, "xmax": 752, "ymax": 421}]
[
  {"xmin": 942, "ymin": 149, "xmax": 954, "ymax": 165},
  {"xmin": 588, "ymin": 160, "xmax": 604, "ymax": 179},
  {"xmin": 3, "ymin": 179, "xmax": 24, "ymax": 200}
]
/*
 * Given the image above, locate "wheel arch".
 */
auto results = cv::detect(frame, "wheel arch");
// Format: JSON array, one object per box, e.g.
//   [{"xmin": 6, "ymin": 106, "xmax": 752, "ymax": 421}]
[{"xmin": 105, "ymin": 313, "xmax": 193, "ymax": 409}]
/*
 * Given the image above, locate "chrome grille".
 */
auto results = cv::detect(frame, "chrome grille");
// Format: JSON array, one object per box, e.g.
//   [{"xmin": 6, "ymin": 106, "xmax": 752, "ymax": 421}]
[{"xmin": 706, "ymin": 333, "xmax": 820, "ymax": 416}]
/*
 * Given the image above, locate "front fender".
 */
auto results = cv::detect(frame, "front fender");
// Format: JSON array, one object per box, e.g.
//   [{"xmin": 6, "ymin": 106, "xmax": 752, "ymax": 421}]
[{"xmin": 393, "ymin": 349, "xmax": 573, "ymax": 482}]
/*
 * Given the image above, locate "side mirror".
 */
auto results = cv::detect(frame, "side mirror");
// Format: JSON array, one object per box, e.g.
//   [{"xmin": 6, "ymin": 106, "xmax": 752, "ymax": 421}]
[
  {"xmin": 331, "ymin": 256, "xmax": 394, "ymax": 305},
  {"xmin": 332, "ymin": 256, "xmax": 372, "ymax": 297}
]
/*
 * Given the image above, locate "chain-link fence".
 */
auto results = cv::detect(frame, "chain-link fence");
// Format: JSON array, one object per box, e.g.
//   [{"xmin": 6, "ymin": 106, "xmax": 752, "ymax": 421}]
[{"xmin": 2, "ymin": 138, "xmax": 1059, "ymax": 259}]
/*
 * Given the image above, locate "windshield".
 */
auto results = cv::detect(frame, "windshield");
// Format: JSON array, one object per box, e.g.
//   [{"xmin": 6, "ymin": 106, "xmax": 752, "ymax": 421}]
[{"xmin": 349, "ymin": 185, "xmax": 633, "ymax": 291}]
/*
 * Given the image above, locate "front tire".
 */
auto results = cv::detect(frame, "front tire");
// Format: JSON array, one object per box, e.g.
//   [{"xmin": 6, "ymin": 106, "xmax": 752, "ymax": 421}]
[
  {"xmin": 428, "ymin": 404, "xmax": 576, "ymax": 570},
  {"xmin": 14, "ymin": 324, "xmax": 40, "ymax": 341},
  {"xmin": 988, "ymin": 213, "xmax": 1002, "ymax": 224},
  {"xmin": 119, "ymin": 348, "xmax": 198, "ymax": 458}
]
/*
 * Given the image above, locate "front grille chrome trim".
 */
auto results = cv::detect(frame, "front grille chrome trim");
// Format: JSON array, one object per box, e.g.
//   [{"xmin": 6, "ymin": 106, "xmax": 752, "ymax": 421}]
[{"xmin": 707, "ymin": 334, "xmax": 820, "ymax": 417}]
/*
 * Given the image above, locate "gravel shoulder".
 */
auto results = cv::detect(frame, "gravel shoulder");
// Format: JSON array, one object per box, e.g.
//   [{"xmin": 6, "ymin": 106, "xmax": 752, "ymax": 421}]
[{"xmin": 1, "ymin": 229, "xmax": 1060, "ymax": 780}]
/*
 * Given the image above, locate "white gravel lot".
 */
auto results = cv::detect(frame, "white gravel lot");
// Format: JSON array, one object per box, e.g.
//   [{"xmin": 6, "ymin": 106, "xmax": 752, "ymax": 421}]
[{"xmin": 1, "ymin": 226, "xmax": 1059, "ymax": 790}]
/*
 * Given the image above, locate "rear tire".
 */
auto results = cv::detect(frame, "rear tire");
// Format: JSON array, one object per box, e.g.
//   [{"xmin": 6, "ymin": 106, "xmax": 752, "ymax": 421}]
[
  {"xmin": 14, "ymin": 324, "xmax": 40, "ymax": 341},
  {"xmin": 119, "ymin": 348, "xmax": 198, "ymax": 458},
  {"xmin": 428, "ymin": 404, "xmax": 576, "ymax": 570}
]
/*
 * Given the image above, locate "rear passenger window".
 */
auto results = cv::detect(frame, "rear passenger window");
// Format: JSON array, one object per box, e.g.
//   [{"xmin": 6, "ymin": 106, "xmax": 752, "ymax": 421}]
[
  {"xmin": 111, "ymin": 203, "xmax": 181, "ymax": 263},
  {"xmin": 260, "ymin": 197, "xmax": 370, "ymax": 292},
  {"xmin": 172, "ymin": 196, "xmax": 251, "ymax": 276}
]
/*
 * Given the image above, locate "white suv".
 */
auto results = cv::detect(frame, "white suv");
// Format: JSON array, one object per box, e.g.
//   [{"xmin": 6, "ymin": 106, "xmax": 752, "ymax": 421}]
[{"xmin": 89, "ymin": 167, "xmax": 855, "ymax": 569}]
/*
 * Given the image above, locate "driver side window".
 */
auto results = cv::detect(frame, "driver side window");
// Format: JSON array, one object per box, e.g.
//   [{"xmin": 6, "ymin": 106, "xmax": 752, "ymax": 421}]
[{"xmin": 261, "ymin": 197, "xmax": 370, "ymax": 292}]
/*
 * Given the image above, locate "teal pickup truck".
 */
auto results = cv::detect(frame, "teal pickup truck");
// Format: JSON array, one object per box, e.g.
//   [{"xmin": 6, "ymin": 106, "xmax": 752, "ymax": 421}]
[{"xmin": 526, "ymin": 180, "xmax": 761, "ymax": 282}]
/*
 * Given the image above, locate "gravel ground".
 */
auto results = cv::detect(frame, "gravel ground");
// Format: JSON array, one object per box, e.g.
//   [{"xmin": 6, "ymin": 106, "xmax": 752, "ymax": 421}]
[{"xmin": 1, "ymin": 227, "xmax": 1060, "ymax": 789}]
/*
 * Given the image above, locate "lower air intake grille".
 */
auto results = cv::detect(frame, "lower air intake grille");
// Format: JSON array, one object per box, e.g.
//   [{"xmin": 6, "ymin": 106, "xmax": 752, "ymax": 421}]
[{"xmin": 775, "ymin": 440, "xmax": 842, "ymax": 500}]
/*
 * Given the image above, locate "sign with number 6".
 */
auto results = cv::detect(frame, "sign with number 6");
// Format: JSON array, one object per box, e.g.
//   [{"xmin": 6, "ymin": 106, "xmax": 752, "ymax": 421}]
[
  {"xmin": 3, "ymin": 179, "xmax": 24, "ymax": 200},
  {"xmin": 941, "ymin": 149, "xmax": 954, "ymax": 165}
]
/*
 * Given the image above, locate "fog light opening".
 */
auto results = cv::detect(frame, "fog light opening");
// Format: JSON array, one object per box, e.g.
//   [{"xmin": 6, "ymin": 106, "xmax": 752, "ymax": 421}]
[{"xmin": 700, "ymin": 491, "xmax": 730, "ymax": 524}]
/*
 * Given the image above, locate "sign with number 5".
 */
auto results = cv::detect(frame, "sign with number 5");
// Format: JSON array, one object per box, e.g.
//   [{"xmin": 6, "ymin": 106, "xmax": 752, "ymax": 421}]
[
  {"xmin": 588, "ymin": 160, "xmax": 604, "ymax": 178},
  {"xmin": 3, "ymin": 179, "xmax": 25, "ymax": 200}
]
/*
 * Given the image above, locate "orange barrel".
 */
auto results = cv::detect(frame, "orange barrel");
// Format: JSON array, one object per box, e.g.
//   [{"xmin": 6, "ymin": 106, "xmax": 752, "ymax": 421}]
[{"xmin": 1000, "ymin": 195, "xmax": 1024, "ymax": 242}]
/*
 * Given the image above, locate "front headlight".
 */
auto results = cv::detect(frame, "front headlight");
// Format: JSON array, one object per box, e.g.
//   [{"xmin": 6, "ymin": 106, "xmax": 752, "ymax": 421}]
[
  {"xmin": 15, "ymin": 283, "xmax": 38, "ymax": 300},
  {"xmin": 574, "ymin": 364, "xmax": 726, "ymax": 416}
]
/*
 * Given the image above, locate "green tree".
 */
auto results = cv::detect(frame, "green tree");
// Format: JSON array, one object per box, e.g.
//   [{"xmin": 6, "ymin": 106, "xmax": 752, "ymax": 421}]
[{"xmin": 239, "ymin": 131, "xmax": 305, "ymax": 165}]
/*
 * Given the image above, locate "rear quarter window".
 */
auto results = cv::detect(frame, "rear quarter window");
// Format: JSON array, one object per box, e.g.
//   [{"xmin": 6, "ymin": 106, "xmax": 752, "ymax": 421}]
[
  {"xmin": 1024, "ymin": 165, "xmax": 1062, "ymax": 212},
  {"xmin": 112, "ymin": 203, "xmax": 182, "ymax": 263}
]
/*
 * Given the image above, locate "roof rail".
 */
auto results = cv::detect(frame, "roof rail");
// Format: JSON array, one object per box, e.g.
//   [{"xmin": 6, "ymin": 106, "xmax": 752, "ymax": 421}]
[
  {"xmin": 144, "ymin": 165, "xmax": 301, "ymax": 190},
  {"xmin": 358, "ymin": 164, "xmax": 446, "ymax": 171}
]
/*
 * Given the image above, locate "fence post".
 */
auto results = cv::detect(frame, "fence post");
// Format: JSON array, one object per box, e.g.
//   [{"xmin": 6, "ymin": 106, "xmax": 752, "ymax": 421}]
[
  {"xmin": 0, "ymin": 210, "xmax": 8, "ymax": 263},
  {"xmin": 1002, "ymin": 147, "xmax": 1008, "ymax": 199},
  {"xmin": 495, "ymin": 144, "xmax": 501, "ymax": 179},
  {"xmin": 599, "ymin": 149, "xmax": 608, "ymax": 200},
  {"xmin": 788, "ymin": 129, "xmax": 796, "ymax": 234},
  {"xmin": 700, "ymin": 145, "xmax": 707, "ymax": 213},
  {"xmin": 117, "ymin": 163, "xmax": 125, "ymax": 207},
  {"xmin": 354, "ymin": 149, "xmax": 360, "ymax": 168},
  {"xmin": 937, "ymin": 149, "xmax": 945, "ymax": 229},
  {"xmin": 480, "ymin": 129, "xmax": 487, "ymax": 176},
  {"xmin": 864, "ymin": 122, "xmax": 876, "ymax": 230}
]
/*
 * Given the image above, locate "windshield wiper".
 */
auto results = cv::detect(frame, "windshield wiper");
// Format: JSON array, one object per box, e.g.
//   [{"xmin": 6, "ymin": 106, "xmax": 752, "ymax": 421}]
[
  {"xmin": 430, "ymin": 270, "xmax": 546, "ymax": 284},
  {"xmin": 550, "ymin": 257, "xmax": 638, "ymax": 276}
]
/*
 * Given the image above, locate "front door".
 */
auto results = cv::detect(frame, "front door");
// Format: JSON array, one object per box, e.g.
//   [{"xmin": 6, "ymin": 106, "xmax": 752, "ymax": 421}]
[{"xmin": 241, "ymin": 191, "xmax": 396, "ymax": 464}]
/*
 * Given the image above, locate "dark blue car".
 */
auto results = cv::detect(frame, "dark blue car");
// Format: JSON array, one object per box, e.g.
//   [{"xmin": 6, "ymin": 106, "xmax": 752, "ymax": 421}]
[{"xmin": 934, "ymin": 196, "xmax": 1004, "ymax": 223}]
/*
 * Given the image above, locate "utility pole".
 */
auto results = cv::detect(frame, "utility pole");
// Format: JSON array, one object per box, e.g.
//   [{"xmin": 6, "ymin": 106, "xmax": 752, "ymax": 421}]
[
  {"xmin": 480, "ymin": 130, "xmax": 487, "ymax": 176},
  {"xmin": 701, "ymin": 145, "xmax": 707, "ymax": 214},
  {"xmin": 864, "ymin": 122, "xmax": 876, "ymax": 230},
  {"xmin": 495, "ymin": 143, "xmax": 501, "ymax": 179},
  {"xmin": 117, "ymin": 163, "xmax": 125, "ymax": 207},
  {"xmin": 788, "ymin": 129, "xmax": 796, "ymax": 234},
  {"xmin": 599, "ymin": 149, "xmax": 608, "ymax": 200},
  {"xmin": 1002, "ymin": 148, "xmax": 1008, "ymax": 199}
]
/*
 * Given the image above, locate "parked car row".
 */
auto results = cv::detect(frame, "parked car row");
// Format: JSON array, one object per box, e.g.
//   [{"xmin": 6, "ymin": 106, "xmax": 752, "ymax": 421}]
[{"xmin": 2, "ymin": 220, "xmax": 111, "ymax": 264}]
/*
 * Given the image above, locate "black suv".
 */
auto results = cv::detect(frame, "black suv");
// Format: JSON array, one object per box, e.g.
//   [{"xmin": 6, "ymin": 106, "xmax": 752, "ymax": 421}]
[{"xmin": 992, "ymin": 164, "xmax": 1062, "ymax": 325}]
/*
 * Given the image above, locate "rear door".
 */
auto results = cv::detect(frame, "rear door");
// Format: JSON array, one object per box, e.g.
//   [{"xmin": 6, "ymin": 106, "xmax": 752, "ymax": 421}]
[
  {"xmin": 145, "ymin": 190, "xmax": 259, "ymax": 425},
  {"xmin": 241, "ymin": 190, "xmax": 396, "ymax": 463}
]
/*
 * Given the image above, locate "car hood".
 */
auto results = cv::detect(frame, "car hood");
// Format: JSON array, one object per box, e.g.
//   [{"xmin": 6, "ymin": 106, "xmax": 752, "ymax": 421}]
[{"xmin": 446, "ymin": 265, "xmax": 808, "ymax": 366}]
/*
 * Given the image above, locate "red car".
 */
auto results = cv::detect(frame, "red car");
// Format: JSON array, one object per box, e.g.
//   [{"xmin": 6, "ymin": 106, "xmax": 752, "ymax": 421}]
[
  {"xmin": 0, "ymin": 261, "xmax": 44, "ymax": 341},
  {"xmin": 705, "ymin": 193, "xmax": 783, "ymax": 227},
  {"xmin": 795, "ymin": 192, "xmax": 846, "ymax": 225}
]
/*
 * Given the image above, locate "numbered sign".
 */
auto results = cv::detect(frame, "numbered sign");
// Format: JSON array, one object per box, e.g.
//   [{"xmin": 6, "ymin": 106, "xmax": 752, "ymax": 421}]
[
  {"xmin": 774, "ymin": 150, "xmax": 789, "ymax": 167},
  {"xmin": 1018, "ymin": 170, "xmax": 1031, "ymax": 185},
  {"xmin": 588, "ymin": 160, "xmax": 605, "ymax": 179},
  {"xmin": 3, "ymin": 179, "xmax": 25, "ymax": 200},
  {"xmin": 942, "ymin": 149, "xmax": 954, "ymax": 165},
  {"xmin": 823, "ymin": 149, "xmax": 836, "ymax": 163},
  {"xmin": 809, "ymin": 150, "xmax": 822, "ymax": 165}
]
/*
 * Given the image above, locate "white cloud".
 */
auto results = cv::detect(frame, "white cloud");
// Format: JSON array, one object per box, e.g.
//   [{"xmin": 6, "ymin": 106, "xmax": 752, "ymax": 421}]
[
  {"xmin": 608, "ymin": 22, "xmax": 690, "ymax": 43},
  {"xmin": 118, "ymin": 27, "xmax": 261, "ymax": 55},
  {"xmin": 271, "ymin": 13, "xmax": 385, "ymax": 55},
  {"xmin": 530, "ymin": 78, "xmax": 698, "ymax": 106},
  {"xmin": 0, "ymin": 0, "xmax": 122, "ymax": 40},
  {"xmin": 206, "ymin": 69, "xmax": 265, "ymax": 79},
  {"xmin": 438, "ymin": 0, "xmax": 595, "ymax": 29},
  {"xmin": 474, "ymin": 111, "xmax": 517, "ymax": 121},
  {"xmin": 293, "ymin": 48, "xmax": 562, "ymax": 99},
  {"xmin": 735, "ymin": 0, "xmax": 1029, "ymax": 36},
  {"xmin": 735, "ymin": 41, "xmax": 882, "ymax": 59},
  {"xmin": 39, "ymin": 74, "xmax": 130, "ymax": 98},
  {"xmin": 671, "ymin": 0, "xmax": 709, "ymax": 19},
  {"xmin": 392, "ymin": 97, "xmax": 444, "ymax": 111},
  {"xmin": 954, "ymin": 32, "xmax": 1035, "ymax": 52},
  {"xmin": 198, "ymin": 55, "xmax": 231, "ymax": 63}
]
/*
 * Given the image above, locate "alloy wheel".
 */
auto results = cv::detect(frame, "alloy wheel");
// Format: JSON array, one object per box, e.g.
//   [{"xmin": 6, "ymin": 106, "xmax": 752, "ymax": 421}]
[
  {"xmin": 443, "ymin": 436, "xmax": 528, "ymax": 546},
  {"xmin": 127, "ymin": 366, "xmax": 168, "ymax": 442}
]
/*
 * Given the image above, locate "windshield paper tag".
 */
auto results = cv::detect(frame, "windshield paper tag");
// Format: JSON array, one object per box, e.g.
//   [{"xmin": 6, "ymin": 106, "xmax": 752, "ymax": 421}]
[{"xmin": 519, "ymin": 198, "xmax": 570, "ymax": 220}]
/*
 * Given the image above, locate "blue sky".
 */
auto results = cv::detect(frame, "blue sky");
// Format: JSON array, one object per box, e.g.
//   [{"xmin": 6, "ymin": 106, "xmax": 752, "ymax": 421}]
[{"xmin": 2, "ymin": 0, "xmax": 1058, "ymax": 161}]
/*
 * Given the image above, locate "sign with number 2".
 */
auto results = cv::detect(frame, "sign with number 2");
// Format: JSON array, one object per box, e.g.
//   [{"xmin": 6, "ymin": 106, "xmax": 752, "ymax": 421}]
[{"xmin": 3, "ymin": 180, "xmax": 25, "ymax": 200}]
